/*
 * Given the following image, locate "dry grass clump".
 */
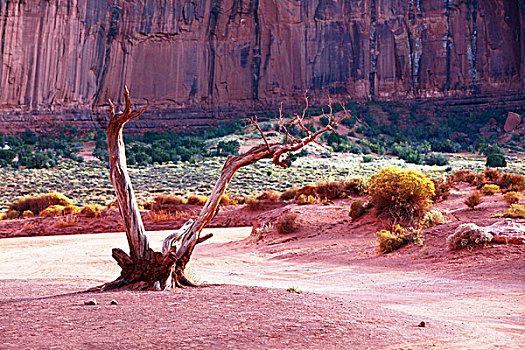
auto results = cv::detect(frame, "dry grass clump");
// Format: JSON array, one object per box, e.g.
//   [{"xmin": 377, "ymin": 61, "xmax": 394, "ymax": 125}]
[
  {"xmin": 275, "ymin": 213, "xmax": 299, "ymax": 234},
  {"xmin": 22, "ymin": 222, "xmax": 35, "ymax": 232},
  {"xmin": 187, "ymin": 195, "xmax": 208, "ymax": 205},
  {"xmin": 431, "ymin": 177, "xmax": 451, "ymax": 203},
  {"xmin": 465, "ymin": 191, "xmax": 482, "ymax": 209},
  {"xmin": 315, "ymin": 181, "xmax": 347, "ymax": 200},
  {"xmin": 6, "ymin": 210, "xmax": 20, "ymax": 219},
  {"xmin": 82, "ymin": 204, "xmax": 104, "ymax": 218},
  {"xmin": 376, "ymin": 225, "xmax": 422, "ymax": 254},
  {"xmin": 447, "ymin": 223, "xmax": 493, "ymax": 250},
  {"xmin": 279, "ymin": 188, "xmax": 297, "ymax": 201},
  {"xmin": 55, "ymin": 216, "xmax": 79, "ymax": 228},
  {"xmin": 22, "ymin": 210, "xmax": 34, "ymax": 218},
  {"xmin": 497, "ymin": 172, "xmax": 525, "ymax": 192},
  {"xmin": 368, "ymin": 167, "xmax": 435, "ymax": 225},
  {"xmin": 503, "ymin": 191, "xmax": 522, "ymax": 205},
  {"xmin": 219, "ymin": 194, "xmax": 233, "ymax": 205},
  {"xmin": 421, "ymin": 210, "xmax": 446, "ymax": 229},
  {"xmin": 148, "ymin": 209, "xmax": 175, "ymax": 222},
  {"xmin": 245, "ymin": 196, "xmax": 263, "ymax": 211},
  {"xmin": 296, "ymin": 194, "xmax": 317, "ymax": 205},
  {"xmin": 481, "ymin": 168, "xmax": 501, "ymax": 183},
  {"xmin": 257, "ymin": 190, "xmax": 281, "ymax": 202},
  {"xmin": 295, "ymin": 184, "xmax": 317, "ymax": 198},
  {"xmin": 154, "ymin": 194, "xmax": 186, "ymax": 205},
  {"xmin": 9, "ymin": 193, "xmax": 74, "ymax": 216},
  {"xmin": 343, "ymin": 177, "xmax": 368, "ymax": 196},
  {"xmin": 450, "ymin": 169, "xmax": 476, "ymax": 184},
  {"xmin": 40, "ymin": 205, "xmax": 81, "ymax": 217},
  {"xmin": 501, "ymin": 204, "xmax": 525, "ymax": 219},
  {"xmin": 349, "ymin": 199, "xmax": 366, "ymax": 220},
  {"xmin": 481, "ymin": 184, "xmax": 500, "ymax": 195}
]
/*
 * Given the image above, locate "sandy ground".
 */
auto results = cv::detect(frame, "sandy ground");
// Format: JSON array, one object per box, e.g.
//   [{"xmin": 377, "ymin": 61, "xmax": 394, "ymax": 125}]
[
  {"xmin": 0, "ymin": 223, "xmax": 524, "ymax": 349},
  {"xmin": 1, "ymin": 184, "xmax": 524, "ymax": 349}
]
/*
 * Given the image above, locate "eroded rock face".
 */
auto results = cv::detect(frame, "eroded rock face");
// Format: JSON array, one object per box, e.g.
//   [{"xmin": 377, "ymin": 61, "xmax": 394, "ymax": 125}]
[{"xmin": 0, "ymin": 0, "xmax": 523, "ymax": 133}]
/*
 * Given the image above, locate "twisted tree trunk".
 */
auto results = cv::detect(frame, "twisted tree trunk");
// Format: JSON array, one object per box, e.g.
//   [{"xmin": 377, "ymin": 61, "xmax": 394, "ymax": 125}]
[{"xmin": 92, "ymin": 87, "xmax": 347, "ymax": 291}]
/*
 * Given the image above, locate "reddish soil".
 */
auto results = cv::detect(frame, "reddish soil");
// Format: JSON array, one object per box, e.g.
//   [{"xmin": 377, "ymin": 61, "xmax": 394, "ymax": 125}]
[{"xmin": 0, "ymin": 184, "xmax": 524, "ymax": 349}]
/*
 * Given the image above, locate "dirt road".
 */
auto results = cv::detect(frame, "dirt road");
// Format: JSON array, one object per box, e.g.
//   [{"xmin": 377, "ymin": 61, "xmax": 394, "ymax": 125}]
[{"xmin": 0, "ymin": 228, "xmax": 524, "ymax": 349}]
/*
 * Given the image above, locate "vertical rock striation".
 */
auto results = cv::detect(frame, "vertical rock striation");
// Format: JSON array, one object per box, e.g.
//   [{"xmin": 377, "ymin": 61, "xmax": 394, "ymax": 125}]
[{"xmin": 0, "ymin": 0, "xmax": 522, "ymax": 132}]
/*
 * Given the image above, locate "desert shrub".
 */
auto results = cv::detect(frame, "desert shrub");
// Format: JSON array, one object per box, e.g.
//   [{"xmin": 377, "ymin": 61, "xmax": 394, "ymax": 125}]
[
  {"xmin": 233, "ymin": 195, "xmax": 245, "ymax": 205},
  {"xmin": 280, "ymin": 188, "xmax": 297, "ymax": 201},
  {"xmin": 22, "ymin": 210, "xmax": 34, "ymax": 218},
  {"xmin": 148, "ymin": 209, "xmax": 174, "ymax": 222},
  {"xmin": 54, "ymin": 216, "xmax": 79, "ymax": 228},
  {"xmin": 362, "ymin": 155, "xmax": 374, "ymax": 163},
  {"xmin": 343, "ymin": 177, "xmax": 368, "ymax": 196},
  {"xmin": 465, "ymin": 191, "xmax": 482, "ymax": 209},
  {"xmin": 497, "ymin": 173, "xmax": 525, "ymax": 192},
  {"xmin": 6, "ymin": 210, "xmax": 20, "ymax": 219},
  {"xmin": 186, "ymin": 195, "xmax": 208, "ymax": 205},
  {"xmin": 481, "ymin": 144, "xmax": 503, "ymax": 157},
  {"xmin": 82, "ymin": 204, "xmax": 103, "ymax": 218},
  {"xmin": 368, "ymin": 167, "xmax": 435, "ymax": 225},
  {"xmin": 40, "ymin": 205, "xmax": 81, "ymax": 217},
  {"xmin": 447, "ymin": 223, "xmax": 493, "ymax": 250},
  {"xmin": 349, "ymin": 199, "xmax": 366, "ymax": 220},
  {"xmin": 9, "ymin": 193, "xmax": 74, "ymax": 215},
  {"xmin": 450, "ymin": 169, "xmax": 476, "ymax": 184},
  {"xmin": 245, "ymin": 196, "xmax": 263, "ymax": 211},
  {"xmin": 501, "ymin": 204, "xmax": 525, "ymax": 219},
  {"xmin": 316, "ymin": 181, "xmax": 346, "ymax": 200},
  {"xmin": 431, "ymin": 178, "xmax": 451, "ymax": 202},
  {"xmin": 295, "ymin": 184, "xmax": 317, "ymax": 199},
  {"xmin": 421, "ymin": 210, "xmax": 446, "ymax": 229},
  {"xmin": 503, "ymin": 191, "xmax": 522, "ymax": 205},
  {"xmin": 257, "ymin": 190, "xmax": 280, "ymax": 202},
  {"xmin": 486, "ymin": 154, "xmax": 507, "ymax": 168},
  {"xmin": 216, "ymin": 140, "xmax": 240, "ymax": 156},
  {"xmin": 296, "ymin": 194, "xmax": 316, "ymax": 205},
  {"xmin": 376, "ymin": 225, "xmax": 422, "ymax": 254},
  {"xmin": 154, "ymin": 194, "xmax": 186, "ymax": 206},
  {"xmin": 482, "ymin": 168, "xmax": 501, "ymax": 183},
  {"xmin": 275, "ymin": 213, "xmax": 299, "ymax": 234},
  {"xmin": 423, "ymin": 152, "xmax": 449, "ymax": 166},
  {"xmin": 481, "ymin": 184, "xmax": 500, "ymax": 195}
]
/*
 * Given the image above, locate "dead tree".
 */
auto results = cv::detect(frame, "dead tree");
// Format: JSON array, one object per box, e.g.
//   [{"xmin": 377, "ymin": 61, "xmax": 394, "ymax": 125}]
[{"xmin": 92, "ymin": 87, "xmax": 347, "ymax": 291}]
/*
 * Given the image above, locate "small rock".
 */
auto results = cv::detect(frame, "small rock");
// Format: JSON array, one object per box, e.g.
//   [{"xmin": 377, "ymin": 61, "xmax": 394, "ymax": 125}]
[
  {"xmin": 418, "ymin": 321, "xmax": 426, "ymax": 328},
  {"xmin": 110, "ymin": 299, "xmax": 118, "ymax": 305},
  {"xmin": 84, "ymin": 298, "xmax": 97, "ymax": 305}
]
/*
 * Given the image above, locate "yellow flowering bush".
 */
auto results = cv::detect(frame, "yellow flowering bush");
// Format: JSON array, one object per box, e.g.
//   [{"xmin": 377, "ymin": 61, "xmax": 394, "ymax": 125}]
[
  {"xmin": 481, "ymin": 184, "xmax": 500, "ymax": 195},
  {"xmin": 376, "ymin": 224, "xmax": 422, "ymax": 254},
  {"xmin": 368, "ymin": 166, "xmax": 435, "ymax": 225}
]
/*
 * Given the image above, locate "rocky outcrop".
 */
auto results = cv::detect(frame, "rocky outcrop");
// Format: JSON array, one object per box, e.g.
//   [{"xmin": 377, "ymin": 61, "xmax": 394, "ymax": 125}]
[{"xmin": 0, "ymin": 0, "xmax": 523, "ymax": 133}]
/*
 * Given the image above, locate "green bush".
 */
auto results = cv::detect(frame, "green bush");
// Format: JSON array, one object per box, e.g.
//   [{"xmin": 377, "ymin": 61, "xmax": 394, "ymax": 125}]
[
  {"xmin": 424, "ymin": 152, "xmax": 449, "ymax": 166},
  {"xmin": 486, "ymin": 154, "xmax": 506, "ymax": 168}
]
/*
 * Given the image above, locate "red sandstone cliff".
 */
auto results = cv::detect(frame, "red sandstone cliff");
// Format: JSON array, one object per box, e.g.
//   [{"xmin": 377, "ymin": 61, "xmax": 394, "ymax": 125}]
[{"xmin": 0, "ymin": 0, "xmax": 523, "ymax": 132}]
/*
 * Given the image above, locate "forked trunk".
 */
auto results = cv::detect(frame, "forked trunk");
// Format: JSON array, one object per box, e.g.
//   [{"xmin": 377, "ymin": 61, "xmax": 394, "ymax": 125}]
[{"xmin": 91, "ymin": 87, "xmax": 347, "ymax": 291}]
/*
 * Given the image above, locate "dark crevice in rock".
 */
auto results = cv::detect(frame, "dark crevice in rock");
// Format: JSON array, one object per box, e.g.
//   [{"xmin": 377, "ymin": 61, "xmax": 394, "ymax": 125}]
[
  {"xmin": 206, "ymin": 0, "xmax": 222, "ymax": 101},
  {"xmin": 468, "ymin": 0, "xmax": 479, "ymax": 93},
  {"xmin": 251, "ymin": 0, "xmax": 261, "ymax": 100},
  {"xmin": 369, "ymin": 0, "xmax": 377, "ymax": 99},
  {"xmin": 0, "ymin": 0, "xmax": 10, "ymax": 94},
  {"xmin": 93, "ymin": 1, "xmax": 122, "ymax": 108},
  {"xmin": 444, "ymin": 0, "xmax": 451, "ymax": 91}
]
